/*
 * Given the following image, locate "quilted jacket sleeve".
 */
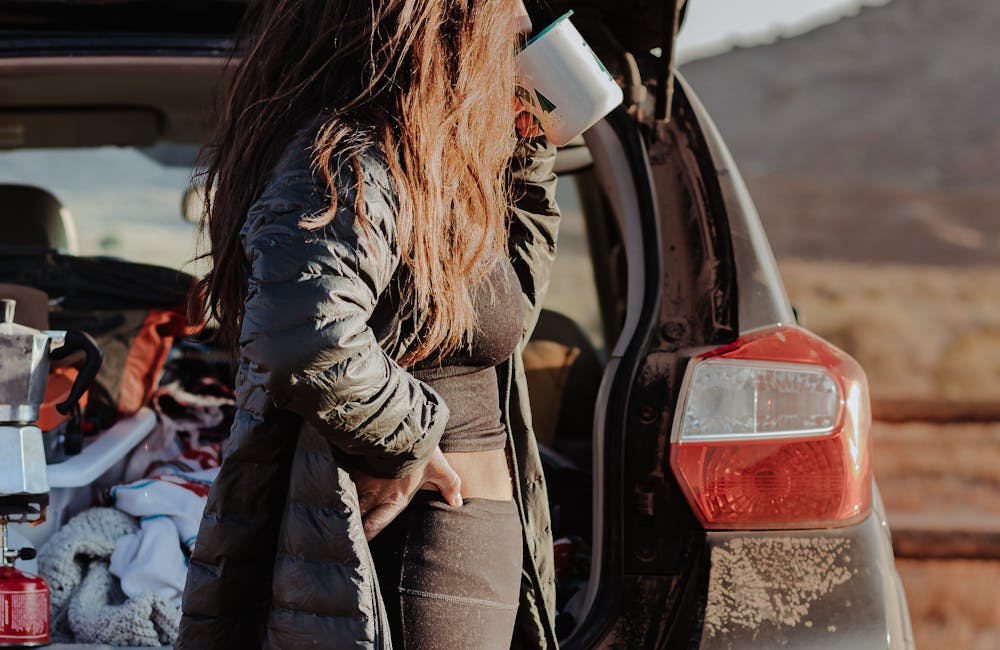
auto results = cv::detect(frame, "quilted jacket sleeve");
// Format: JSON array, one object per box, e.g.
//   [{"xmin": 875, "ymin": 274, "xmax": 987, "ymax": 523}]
[
  {"xmin": 238, "ymin": 161, "xmax": 448, "ymax": 479},
  {"xmin": 507, "ymin": 135, "xmax": 560, "ymax": 342}
]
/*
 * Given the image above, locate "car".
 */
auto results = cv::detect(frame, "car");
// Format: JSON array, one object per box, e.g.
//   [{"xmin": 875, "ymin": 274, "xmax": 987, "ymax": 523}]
[{"xmin": 0, "ymin": 1, "xmax": 915, "ymax": 648}]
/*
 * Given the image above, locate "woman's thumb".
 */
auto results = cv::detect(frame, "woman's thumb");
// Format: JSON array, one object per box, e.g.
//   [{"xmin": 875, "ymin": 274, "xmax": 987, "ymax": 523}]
[{"xmin": 427, "ymin": 458, "xmax": 463, "ymax": 508}]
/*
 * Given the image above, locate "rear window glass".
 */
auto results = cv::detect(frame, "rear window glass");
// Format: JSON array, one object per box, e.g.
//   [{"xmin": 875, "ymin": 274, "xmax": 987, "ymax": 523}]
[
  {"xmin": 0, "ymin": 145, "xmax": 206, "ymax": 275},
  {"xmin": 546, "ymin": 173, "xmax": 604, "ymax": 352},
  {"xmin": 1, "ymin": 145, "xmax": 607, "ymax": 353}
]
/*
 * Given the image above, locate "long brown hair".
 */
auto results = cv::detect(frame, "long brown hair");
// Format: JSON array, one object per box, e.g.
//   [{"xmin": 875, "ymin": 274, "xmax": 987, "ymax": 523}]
[{"xmin": 194, "ymin": 0, "xmax": 522, "ymax": 364}]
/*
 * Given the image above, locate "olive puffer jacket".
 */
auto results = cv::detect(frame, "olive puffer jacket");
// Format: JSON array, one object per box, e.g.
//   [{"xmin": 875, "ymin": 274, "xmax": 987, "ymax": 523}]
[{"xmin": 176, "ymin": 121, "xmax": 561, "ymax": 649}]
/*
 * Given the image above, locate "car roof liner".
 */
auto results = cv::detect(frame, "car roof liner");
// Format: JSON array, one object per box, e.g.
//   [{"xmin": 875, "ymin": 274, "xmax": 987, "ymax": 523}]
[
  {"xmin": 0, "ymin": 1, "xmax": 246, "ymax": 35},
  {"xmin": 2, "ymin": 1, "xmax": 684, "ymax": 56}
]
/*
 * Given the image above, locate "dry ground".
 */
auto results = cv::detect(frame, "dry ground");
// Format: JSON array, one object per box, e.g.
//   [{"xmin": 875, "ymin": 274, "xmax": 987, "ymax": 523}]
[
  {"xmin": 780, "ymin": 258, "xmax": 1000, "ymax": 402},
  {"xmin": 896, "ymin": 559, "xmax": 1000, "ymax": 650},
  {"xmin": 873, "ymin": 421, "xmax": 1000, "ymax": 650},
  {"xmin": 781, "ymin": 259, "xmax": 1000, "ymax": 650}
]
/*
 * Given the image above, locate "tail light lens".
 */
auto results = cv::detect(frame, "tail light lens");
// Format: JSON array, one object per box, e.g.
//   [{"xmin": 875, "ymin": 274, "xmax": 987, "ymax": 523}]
[{"xmin": 670, "ymin": 326, "xmax": 871, "ymax": 529}]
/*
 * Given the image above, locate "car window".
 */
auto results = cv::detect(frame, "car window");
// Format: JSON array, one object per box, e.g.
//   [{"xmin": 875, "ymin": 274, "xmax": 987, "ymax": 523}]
[
  {"xmin": 1, "ymin": 147, "xmax": 606, "ymax": 353},
  {"xmin": 544, "ymin": 173, "xmax": 605, "ymax": 353},
  {"xmin": 0, "ymin": 146, "xmax": 206, "ymax": 276}
]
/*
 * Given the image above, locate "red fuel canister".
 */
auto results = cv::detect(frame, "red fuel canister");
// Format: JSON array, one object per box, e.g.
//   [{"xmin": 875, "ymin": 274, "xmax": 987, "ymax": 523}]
[{"xmin": 0, "ymin": 565, "xmax": 50, "ymax": 647}]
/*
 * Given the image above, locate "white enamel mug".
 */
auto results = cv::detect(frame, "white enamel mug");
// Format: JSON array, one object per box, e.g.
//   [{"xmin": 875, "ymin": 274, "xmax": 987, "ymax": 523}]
[{"xmin": 515, "ymin": 11, "xmax": 624, "ymax": 147}]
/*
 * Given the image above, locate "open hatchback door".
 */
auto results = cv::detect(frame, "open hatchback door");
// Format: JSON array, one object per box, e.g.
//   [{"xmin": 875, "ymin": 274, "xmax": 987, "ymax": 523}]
[{"xmin": 536, "ymin": 1, "xmax": 915, "ymax": 648}]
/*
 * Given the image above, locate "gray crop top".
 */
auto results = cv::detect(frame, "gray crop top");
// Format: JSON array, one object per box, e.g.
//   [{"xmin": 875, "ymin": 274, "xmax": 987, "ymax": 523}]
[{"xmin": 410, "ymin": 257, "xmax": 524, "ymax": 453}]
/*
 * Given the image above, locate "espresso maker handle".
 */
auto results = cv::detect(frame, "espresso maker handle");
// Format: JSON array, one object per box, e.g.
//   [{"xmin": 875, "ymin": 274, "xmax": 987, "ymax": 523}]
[{"xmin": 51, "ymin": 330, "xmax": 104, "ymax": 415}]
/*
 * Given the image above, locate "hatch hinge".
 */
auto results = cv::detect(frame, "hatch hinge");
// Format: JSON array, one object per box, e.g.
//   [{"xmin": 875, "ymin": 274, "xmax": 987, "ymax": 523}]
[{"xmin": 654, "ymin": 0, "xmax": 685, "ymax": 126}]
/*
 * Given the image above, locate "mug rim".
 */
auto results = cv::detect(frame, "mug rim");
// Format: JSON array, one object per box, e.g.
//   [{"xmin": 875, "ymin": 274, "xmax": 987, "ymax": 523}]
[{"xmin": 521, "ymin": 9, "xmax": 575, "ymax": 51}]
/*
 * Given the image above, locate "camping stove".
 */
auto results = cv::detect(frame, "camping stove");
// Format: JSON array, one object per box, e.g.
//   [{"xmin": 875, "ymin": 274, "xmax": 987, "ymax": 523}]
[
  {"xmin": 0, "ymin": 298, "xmax": 102, "ymax": 646},
  {"xmin": 0, "ymin": 492, "xmax": 50, "ymax": 647},
  {"xmin": 0, "ymin": 424, "xmax": 50, "ymax": 647}
]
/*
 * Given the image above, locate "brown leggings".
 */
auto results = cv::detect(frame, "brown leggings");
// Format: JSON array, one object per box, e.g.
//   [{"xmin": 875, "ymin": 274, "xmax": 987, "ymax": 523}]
[{"xmin": 368, "ymin": 491, "xmax": 523, "ymax": 649}]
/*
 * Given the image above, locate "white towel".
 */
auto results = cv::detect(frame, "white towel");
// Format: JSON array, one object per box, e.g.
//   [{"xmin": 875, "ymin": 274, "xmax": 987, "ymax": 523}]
[
  {"xmin": 109, "ymin": 467, "xmax": 220, "ymax": 605},
  {"xmin": 109, "ymin": 516, "xmax": 187, "ymax": 607}
]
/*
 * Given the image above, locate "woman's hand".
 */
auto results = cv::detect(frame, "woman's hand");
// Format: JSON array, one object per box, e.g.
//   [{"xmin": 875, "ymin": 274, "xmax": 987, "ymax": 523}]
[
  {"xmin": 515, "ymin": 97, "xmax": 544, "ymax": 139},
  {"xmin": 351, "ymin": 446, "xmax": 462, "ymax": 540}
]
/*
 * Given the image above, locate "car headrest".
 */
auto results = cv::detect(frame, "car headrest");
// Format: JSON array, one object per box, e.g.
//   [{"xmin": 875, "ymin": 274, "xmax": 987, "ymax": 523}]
[{"xmin": 0, "ymin": 184, "xmax": 78, "ymax": 253}]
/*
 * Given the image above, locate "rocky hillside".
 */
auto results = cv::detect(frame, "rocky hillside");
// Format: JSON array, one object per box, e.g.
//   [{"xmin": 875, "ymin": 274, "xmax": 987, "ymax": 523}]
[{"xmin": 680, "ymin": 0, "xmax": 1000, "ymax": 265}]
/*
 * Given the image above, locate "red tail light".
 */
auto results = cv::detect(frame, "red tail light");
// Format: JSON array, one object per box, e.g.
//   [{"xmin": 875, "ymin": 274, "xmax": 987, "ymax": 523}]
[{"xmin": 669, "ymin": 326, "xmax": 871, "ymax": 529}]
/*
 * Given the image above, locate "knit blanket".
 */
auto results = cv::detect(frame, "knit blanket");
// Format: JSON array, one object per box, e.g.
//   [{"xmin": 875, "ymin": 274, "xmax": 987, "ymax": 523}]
[{"xmin": 37, "ymin": 507, "xmax": 180, "ymax": 646}]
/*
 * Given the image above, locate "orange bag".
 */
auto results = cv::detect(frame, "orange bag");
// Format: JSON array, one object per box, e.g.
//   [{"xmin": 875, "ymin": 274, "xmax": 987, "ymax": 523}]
[
  {"xmin": 116, "ymin": 308, "xmax": 194, "ymax": 416},
  {"xmin": 53, "ymin": 306, "xmax": 197, "ymax": 426}
]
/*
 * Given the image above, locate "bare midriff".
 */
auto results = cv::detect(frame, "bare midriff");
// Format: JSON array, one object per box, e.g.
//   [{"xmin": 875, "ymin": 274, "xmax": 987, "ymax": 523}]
[{"xmin": 419, "ymin": 448, "xmax": 513, "ymax": 501}]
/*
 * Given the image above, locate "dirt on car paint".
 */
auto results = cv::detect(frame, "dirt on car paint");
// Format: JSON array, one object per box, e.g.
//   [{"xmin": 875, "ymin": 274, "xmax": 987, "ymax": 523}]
[{"xmin": 703, "ymin": 537, "xmax": 853, "ymax": 638}]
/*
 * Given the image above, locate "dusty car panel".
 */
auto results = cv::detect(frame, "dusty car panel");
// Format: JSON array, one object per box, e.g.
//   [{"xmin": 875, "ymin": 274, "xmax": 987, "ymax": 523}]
[
  {"xmin": 676, "ymin": 76, "xmax": 795, "ymax": 333},
  {"xmin": 703, "ymin": 511, "xmax": 911, "ymax": 649}
]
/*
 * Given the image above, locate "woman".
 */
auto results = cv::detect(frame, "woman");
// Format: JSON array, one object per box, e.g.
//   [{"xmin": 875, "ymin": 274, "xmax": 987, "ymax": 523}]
[{"xmin": 178, "ymin": 0, "xmax": 560, "ymax": 648}]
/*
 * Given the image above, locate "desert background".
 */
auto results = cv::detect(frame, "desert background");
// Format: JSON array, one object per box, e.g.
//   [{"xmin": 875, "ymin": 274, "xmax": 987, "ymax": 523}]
[{"xmin": 679, "ymin": 0, "xmax": 1000, "ymax": 647}]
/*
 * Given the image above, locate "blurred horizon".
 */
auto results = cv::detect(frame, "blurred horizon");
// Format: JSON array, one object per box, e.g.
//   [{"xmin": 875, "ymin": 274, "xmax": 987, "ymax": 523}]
[{"xmin": 677, "ymin": 0, "xmax": 892, "ymax": 61}]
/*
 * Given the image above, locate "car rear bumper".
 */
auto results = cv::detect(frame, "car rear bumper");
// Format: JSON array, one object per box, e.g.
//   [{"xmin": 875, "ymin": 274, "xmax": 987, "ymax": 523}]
[{"xmin": 699, "ymin": 489, "xmax": 915, "ymax": 650}]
